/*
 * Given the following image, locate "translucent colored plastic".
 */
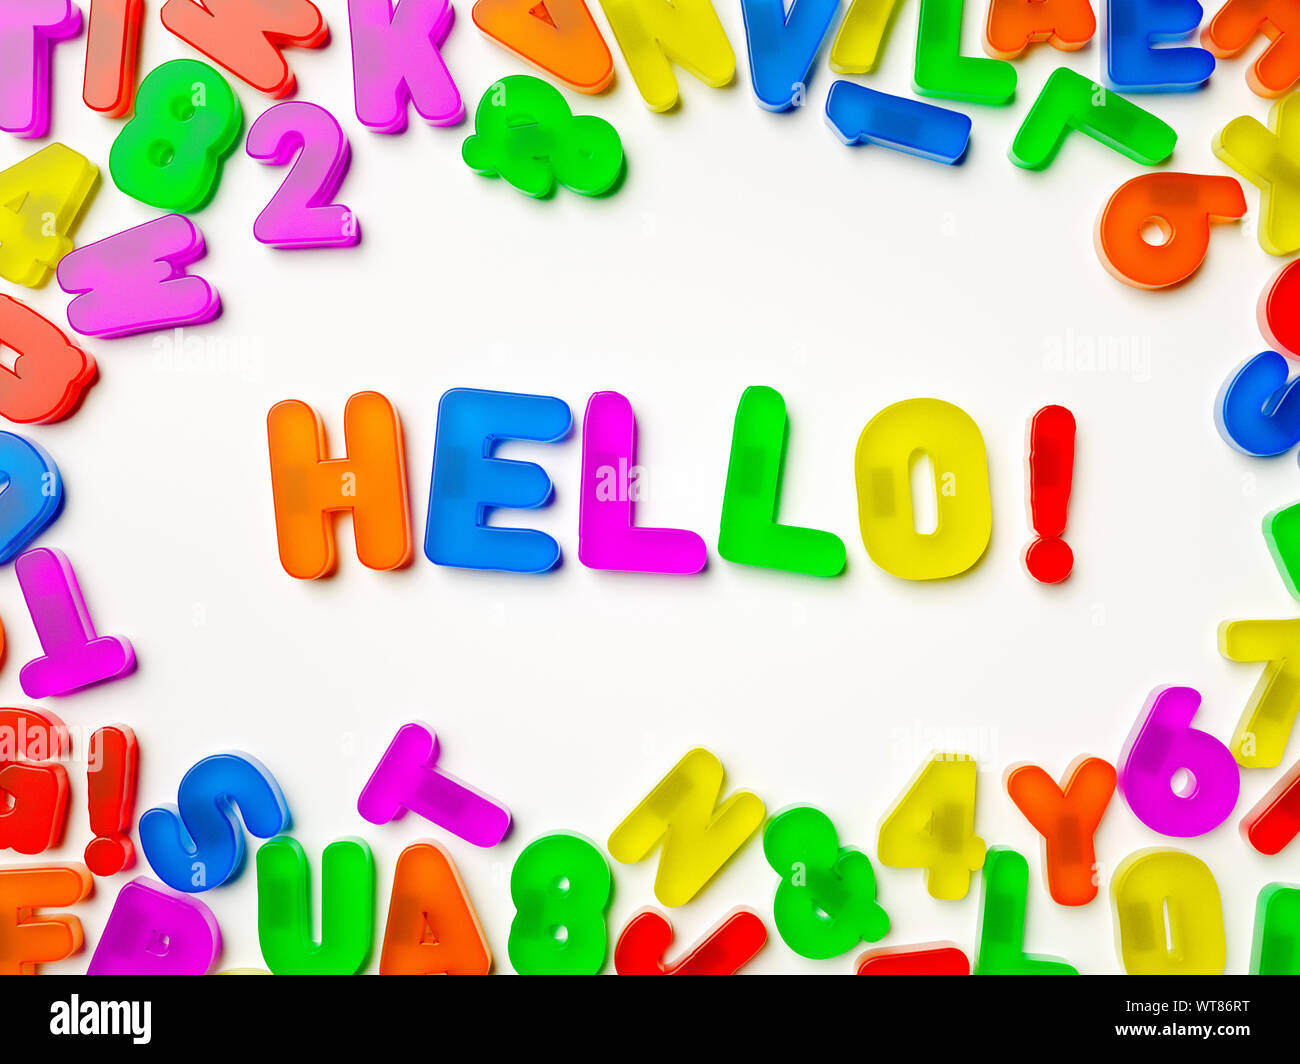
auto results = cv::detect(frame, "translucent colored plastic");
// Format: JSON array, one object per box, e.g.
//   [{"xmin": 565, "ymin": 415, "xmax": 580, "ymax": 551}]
[
  {"xmin": 1202, "ymin": 0, "xmax": 1300, "ymax": 97},
  {"xmin": 109, "ymin": 59, "xmax": 242, "ymax": 212},
  {"xmin": 139, "ymin": 752, "xmax": 290, "ymax": 893},
  {"xmin": 0, "ymin": 0, "xmax": 82, "ymax": 137},
  {"xmin": 508, "ymin": 832, "xmax": 610, "ymax": 974},
  {"xmin": 160, "ymin": 0, "xmax": 327, "ymax": 96},
  {"xmin": 857, "ymin": 941, "xmax": 969, "ymax": 974},
  {"xmin": 1240, "ymin": 759, "xmax": 1300, "ymax": 854},
  {"xmin": 357, "ymin": 722, "xmax": 511, "ymax": 846},
  {"xmin": 348, "ymin": 0, "xmax": 463, "ymax": 132},
  {"xmin": 1264, "ymin": 501, "xmax": 1300, "ymax": 599},
  {"xmin": 425, "ymin": 388, "xmax": 571, "ymax": 573},
  {"xmin": 1219, "ymin": 618, "xmax": 1300, "ymax": 767},
  {"xmin": 87, "ymin": 877, "xmax": 220, "ymax": 974},
  {"xmin": 579, "ymin": 391, "xmax": 708, "ymax": 574},
  {"xmin": 58, "ymin": 215, "xmax": 220, "ymax": 338},
  {"xmin": 463, "ymin": 75, "xmax": 623, "ymax": 197},
  {"xmin": 598, "ymin": 0, "xmax": 736, "ymax": 111},
  {"xmin": 825, "ymin": 81, "xmax": 971, "ymax": 164},
  {"xmin": 608, "ymin": 748, "xmax": 764, "ymax": 907},
  {"xmin": 266, "ymin": 390, "xmax": 413, "ymax": 580},
  {"xmin": 0, "ymin": 707, "xmax": 69, "ymax": 855},
  {"xmin": 1216, "ymin": 351, "xmax": 1300, "ymax": 456},
  {"xmin": 16, "ymin": 547, "xmax": 135, "ymax": 699},
  {"xmin": 1096, "ymin": 173, "xmax": 1246, "ymax": 289},
  {"xmin": 1104, "ymin": 0, "xmax": 1215, "ymax": 92},
  {"xmin": 878, "ymin": 754, "xmax": 985, "ymax": 900},
  {"xmin": 473, "ymin": 0, "xmax": 614, "ymax": 93},
  {"xmin": 1251, "ymin": 883, "xmax": 1300, "ymax": 973},
  {"xmin": 1005, "ymin": 756, "xmax": 1115, "ymax": 906},
  {"xmin": 1260, "ymin": 259, "xmax": 1300, "ymax": 358},
  {"xmin": 84, "ymin": 724, "xmax": 138, "ymax": 876},
  {"xmin": 984, "ymin": 0, "xmax": 1094, "ymax": 59},
  {"xmin": 1022, "ymin": 404, "xmax": 1076, "ymax": 582},
  {"xmin": 0, "ymin": 864, "xmax": 90, "ymax": 973},
  {"xmin": 854, "ymin": 398, "xmax": 992, "ymax": 581},
  {"xmin": 83, "ymin": 0, "xmax": 142, "ymax": 116},
  {"xmin": 1118, "ymin": 685, "xmax": 1240, "ymax": 837},
  {"xmin": 0, "ymin": 144, "xmax": 97, "ymax": 288},
  {"xmin": 1214, "ymin": 94, "xmax": 1300, "ymax": 255},
  {"xmin": 0, "ymin": 432, "xmax": 62, "ymax": 563},
  {"xmin": 1010, "ymin": 67, "xmax": 1177, "ymax": 169},
  {"xmin": 1110, "ymin": 848, "xmax": 1226, "ymax": 974},
  {"xmin": 763, "ymin": 805, "xmax": 889, "ymax": 959},
  {"xmin": 257, "ymin": 835, "xmax": 374, "ymax": 975},
  {"xmin": 0, "ymin": 296, "xmax": 94, "ymax": 423},
  {"xmin": 974, "ymin": 847, "xmax": 1077, "ymax": 974},
  {"xmin": 614, "ymin": 907, "xmax": 766, "ymax": 974},
  {"xmin": 739, "ymin": 0, "xmax": 839, "ymax": 111},
  {"xmin": 914, "ymin": 0, "xmax": 1016, "ymax": 104},
  {"xmin": 829, "ymin": 0, "xmax": 904, "ymax": 73},
  {"xmin": 718, "ymin": 385, "xmax": 846, "ymax": 576},
  {"xmin": 380, "ymin": 841, "xmax": 491, "ymax": 974}
]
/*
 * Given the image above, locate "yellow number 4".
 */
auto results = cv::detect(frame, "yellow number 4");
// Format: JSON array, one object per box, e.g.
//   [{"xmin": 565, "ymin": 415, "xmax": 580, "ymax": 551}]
[{"xmin": 0, "ymin": 143, "xmax": 97, "ymax": 288}]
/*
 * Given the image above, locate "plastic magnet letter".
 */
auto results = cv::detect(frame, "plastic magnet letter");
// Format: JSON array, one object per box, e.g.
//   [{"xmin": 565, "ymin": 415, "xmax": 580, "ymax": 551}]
[
  {"xmin": 914, "ymin": 0, "xmax": 1016, "ymax": 104},
  {"xmin": 160, "ymin": 0, "xmax": 328, "ymax": 97},
  {"xmin": 1251, "ymin": 883, "xmax": 1300, "ymax": 972},
  {"xmin": 379, "ymin": 841, "xmax": 491, "ymax": 974},
  {"xmin": 246, "ymin": 101, "xmax": 360, "ymax": 249},
  {"xmin": 1110, "ymin": 848, "xmax": 1226, "ymax": 974},
  {"xmin": 578, "ymin": 391, "xmax": 708, "ymax": 574},
  {"xmin": 266, "ymin": 391, "xmax": 413, "ymax": 580},
  {"xmin": 718, "ymin": 385, "xmax": 846, "ymax": 576},
  {"xmin": 1010, "ymin": 67, "xmax": 1177, "ymax": 169},
  {"xmin": 87, "ymin": 877, "xmax": 220, "ymax": 974},
  {"xmin": 1202, "ymin": 0, "xmax": 1300, "ymax": 97},
  {"xmin": 825, "ymin": 80, "xmax": 971, "ymax": 164},
  {"xmin": 1265, "ymin": 501, "xmax": 1300, "ymax": 599},
  {"xmin": 16, "ymin": 548, "xmax": 135, "ymax": 699},
  {"xmin": 762, "ymin": 805, "xmax": 889, "ymax": 959},
  {"xmin": 1241, "ymin": 759, "xmax": 1300, "ymax": 854},
  {"xmin": 425, "ymin": 388, "xmax": 571, "ymax": 573},
  {"xmin": 0, "ymin": 145, "xmax": 97, "ymax": 289},
  {"xmin": 878, "ymin": 753, "xmax": 985, "ymax": 900},
  {"xmin": 854, "ymin": 398, "xmax": 992, "ymax": 580},
  {"xmin": 829, "ymin": 0, "xmax": 904, "ymax": 73},
  {"xmin": 597, "ymin": 0, "xmax": 736, "ymax": 111},
  {"xmin": 1220, "ymin": 618, "xmax": 1300, "ymax": 767},
  {"xmin": 1005, "ymin": 756, "xmax": 1115, "ymax": 906},
  {"xmin": 1095, "ymin": 173, "xmax": 1246, "ymax": 289},
  {"xmin": 614, "ymin": 907, "xmax": 767, "ymax": 974},
  {"xmin": 139, "ymin": 752, "xmax": 290, "ymax": 893},
  {"xmin": 1214, "ymin": 95, "xmax": 1300, "ymax": 255},
  {"xmin": 984, "ymin": 0, "xmax": 1095, "ymax": 59},
  {"xmin": 0, "ymin": 864, "xmax": 90, "ymax": 973},
  {"xmin": 0, "ymin": 707, "xmax": 70, "ymax": 855},
  {"xmin": 347, "ymin": 0, "xmax": 463, "ymax": 133},
  {"xmin": 1022, "ymin": 403, "xmax": 1075, "ymax": 583},
  {"xmin": 508, "ymin": 832, "xmax": 611, "ymax": 974},
  {"xmin": 0, "ymin": 298, "xmax": 94, "ymax": 425},
  {"xmin": 1261, "ymin": 260, "xmax": 1300, "ymax": 359},
  {"xmin": 463, "ymin": 75, "xmax": 624, "ymax": 197},
  {"xmin": 57, "ymin": 216, "xmax": 220, "ymax": 339},
  {"xmin": 357, "ymin": 722, "xmax": 511, "ymax": 846},
  {"xmin": 84, "ymin": 0, "xmax": 143, "ymax": 116},
  {"xmin": 472, "ymin": 0, "xmax": 614, "ymax": 93},
  {"xmin": 1104, "ymin": 0, "xmax": 1216, "ymax": 92},
  {"xmin": 975, "ymin": 846, "xmax": 1077, "ymax": 974},
  {"xmin": 1215, "ymin": 351, "xmax": 1300, "ymax": 456},
  {"xmin": 85, "ymin": 725, "xmax": 138, "ymax": 876},
  {"xmin": 0, "ymin": 433, "xmax": 62, "ymax": 563},
  {"xmin": 257, "ymin": 836, "xmax": 374, "ymax": 975},
  {"xmin": 0, "ymin": 0, "xmax": 82, "ymax": 138},
  {"xmin": 856, "ymin": 941, "xmax": 970, "ymax": 974},
  {"xmin": 1118, "ymin": 686, "xmax": 1241, "ymax": 837},
  {"xmin": 110, "ymin": 59, "xmax": 242, "ymax": 213},
  {"xmin": 609, "ymin": 748, "xmax": 764, "ymax": 908},
  {"xmin": 739, "ymin": 0, "xmax": 840, "ymax": 112}
]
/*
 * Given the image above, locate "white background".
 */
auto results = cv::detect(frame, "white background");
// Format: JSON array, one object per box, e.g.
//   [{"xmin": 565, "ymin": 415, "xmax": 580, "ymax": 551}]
[{"xmin": 6, "ymin": 0, "xmax": 1297, "ymax": 974}]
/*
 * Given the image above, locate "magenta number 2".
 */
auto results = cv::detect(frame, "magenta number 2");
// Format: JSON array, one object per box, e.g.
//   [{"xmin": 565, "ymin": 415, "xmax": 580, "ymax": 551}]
[{"xmin": 245, "ymin": 101, "xmax": 360, "ymax": 250}]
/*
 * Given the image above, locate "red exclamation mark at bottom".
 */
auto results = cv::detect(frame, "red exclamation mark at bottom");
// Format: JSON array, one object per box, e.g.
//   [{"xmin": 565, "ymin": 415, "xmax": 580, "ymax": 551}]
[
  {"xmin": 1024, "ymin": 405, "xmax": 1077, "ymax": 583},
  {"xmin": 85, "ymin": 725, "xmax": 138, "ymax": 876}
]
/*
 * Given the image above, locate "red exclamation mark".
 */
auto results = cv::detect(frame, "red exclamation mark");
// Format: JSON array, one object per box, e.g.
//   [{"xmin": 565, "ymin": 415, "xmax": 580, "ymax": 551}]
[
  {"xmin": 85, "ymin": 725, "xmax": 138, "ymax": 876},
  {"xmin": 1024, "ymin": 405, "xmax": 1076, "ymax": 583}
]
